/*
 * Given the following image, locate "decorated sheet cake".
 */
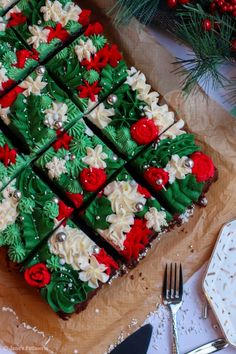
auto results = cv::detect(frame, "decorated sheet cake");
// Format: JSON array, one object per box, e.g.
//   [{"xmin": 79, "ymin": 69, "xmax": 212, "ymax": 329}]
[
  {"xmin": 0, "ymin": 166, "xmax": 73, "ymax": 263},
  {"xmin": 47, "ymin": 21, "xmax": 127, "ymax": 111},
  {"xmin": 22, "ymin": 219, "xmax": 119, "ymax": 318},
  {"xmin": 0, "ymin": 67, "xmax": 83, "ymax": 154},
  {"xmin": 85, "ymin": 67, "xmax": 176, "ymax": 158},
  {"xmin": 0, "ymin": 0, "xmax": 217, "ymax": 318},
  {"xmin": 4, "ymin": 0, "xmax": 91, "ymax": 61},
  {"xmin": 34, "ymin": 119, "xmax": 125, "ymax": 208}
]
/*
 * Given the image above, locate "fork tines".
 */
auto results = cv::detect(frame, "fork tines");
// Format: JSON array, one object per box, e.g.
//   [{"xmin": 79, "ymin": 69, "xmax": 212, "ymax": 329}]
[{"xmin": 162, "ymin": 263, "xmax": 183, "ymax": 302}]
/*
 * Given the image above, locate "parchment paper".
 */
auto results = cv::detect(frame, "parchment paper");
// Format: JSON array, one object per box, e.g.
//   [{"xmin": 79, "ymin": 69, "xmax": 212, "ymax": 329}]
[{"xmin": 0, "ymin": 1, "xmax": 235, "ymax": 353}]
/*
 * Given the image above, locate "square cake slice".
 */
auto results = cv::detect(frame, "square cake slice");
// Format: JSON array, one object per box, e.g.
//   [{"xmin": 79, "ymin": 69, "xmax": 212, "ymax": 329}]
[
  {"xmin": 85, "ymin": 67, "xmax": 175, "ymax": 159},
  {"xmin": 34, "ymin": 119, "xmax": 125, "ymax": 208},
  {"xmin": 0, "ymin": 18, "xmax": 38, "ymax": 95},
  {"xmin": 0, "ymin": 166, "xmax": 73, "ymax": 264},
  {"xmin": 81, "ymin": 168, "xmax": 172, "ymax": 265},
  {"xmin": 131, "ymin": 122, "xmax": 217, "ymax": 215},
  {"xmin": 22, "ymin": 219, "xmax": 119, "ymax": 318},
  {"xmin": 0, "ymin": 127, "xmax": 27, "ymax": 191},
  {"xmin": 47, "ymin": 21, "xmax": 128, "ymax": 111},
  {"xmin": 0, "ymin": 67, "xmax": 83, "ymax": 154},
  {"xmin": 4, "ymin": 0, "xmax": 91, "ymax": 61}
]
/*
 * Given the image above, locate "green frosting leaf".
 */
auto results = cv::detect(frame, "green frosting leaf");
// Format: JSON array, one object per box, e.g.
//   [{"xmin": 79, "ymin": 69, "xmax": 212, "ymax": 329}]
[
  {"xmin": 18, "ymin": 197, "xmax": 36, "ymax": 214},
  {"xmin": 84, "ymin": 196, "xmax": 113, "ymax": 230},
  {"xmin": 41, "ymin": 266, "xmax": 93, "ymax": 314},
  {"xmin": 83, "ymin": 69, "xmax": 100, "ymax": 84},
  {"xmin": 43, "ymin": 201, "xmax": 59, "ymax": 219},
  {"xmin": 2, "ymin": 224, "xmax": 21, "ymax": 246},
  {"xmin": 46, "ymin": 255, "xmax": 61, "ymax": 271},
  {"xmin": 8, "ymin": 242, "xmax": 26, "ymax": 263},
  {"xmin": 91, "ymin": 35, "xmax": 107, "ymax": 50}
]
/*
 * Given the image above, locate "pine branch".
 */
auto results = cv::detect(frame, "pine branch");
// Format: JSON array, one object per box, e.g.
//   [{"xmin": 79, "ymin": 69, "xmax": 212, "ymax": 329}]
[
  {"xmin": 225, "ymin": 78, "xmax": 236, "ymax": 105},
  {"xmin": 173, "ymin": 8, "xmax": 235, "ymax": 94},
  {"xmin": 108, "ymin": 0, "xmax": 161, "ymax": 25}
]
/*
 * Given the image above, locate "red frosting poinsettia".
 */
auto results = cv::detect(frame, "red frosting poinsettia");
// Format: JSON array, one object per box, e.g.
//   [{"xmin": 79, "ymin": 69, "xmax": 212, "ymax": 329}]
[
  {"xmin": 7, "ymin": 12, "xmax": 27, "ymax": 27},
  {"xmin": 57, "ymin": 201, "xmax": 74, "ymax": 221},
  {"xmin": 1, "ymin": 79, "xmax": 15, "ymax": 92},
  {"xmin": 0, "ymin": 86, "xmax": 24, "ymax": 108},
  {"xmin": 94, "ymin": 249, "xmax": 119, "ymax": 275},
  {"xmin": 81, "ymin": 44, "xmax": 122, "ymax": 72},
  {"xmin": 137, "ymin": 185, "xmax": 152, "ymax": 198},
  {"xmin": 122, "ymin": 219, "xmax": 152, "ymax": 261},
  {"xmin": 108, "ymin": 44, "xmax": 122, "ymax": 67},
  {"xmin": 53, "ymin": 131, "xmax": 73, "ymax": 151},
  {"xmin": 66, "ymin": 192, "xmax": 84, "ymax": 208},
  {"xmin": 78, "ymin": 9, "xmax": 91, "ymax": 27},
  {"xmin": 80, "ymin": 168, "xmax": 107, "ymax": 192},
  {"xmin": 24, "ymin": 263, "xmax": 51, "ymax": 288},
  {"xmin": 0, "ymin": 144, "xmax": 17, "ymax": 167},
  {"xmin": 190, "ymin": 152, "xmax": 215, "ymax": 182},
  {"xmin": 84, "ymin": 22, "xmax": 103, "ymax": 36},
  {"xmin": 46, "ymin": 23, "xmax": 69, "ymax": 42},
  {"xmin": 131, "ymin": 118, "xmax": 159, "ymax": 145},
  {"xmin": 144, "ymin": 167, "xmax": 169, "ymax": 191},
  {"xmin": 13, "ymin": 49, "xmax": 39, "ymax": 69},
  {"xmin": 77, "ymin": 80, "xmax": 102, "ymax": 101}
]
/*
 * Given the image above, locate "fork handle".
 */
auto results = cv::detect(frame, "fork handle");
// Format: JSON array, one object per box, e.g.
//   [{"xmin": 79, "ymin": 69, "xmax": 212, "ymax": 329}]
[{"xmin": 170, "ymin": 308, "xmax": 180, "ymax": 354}]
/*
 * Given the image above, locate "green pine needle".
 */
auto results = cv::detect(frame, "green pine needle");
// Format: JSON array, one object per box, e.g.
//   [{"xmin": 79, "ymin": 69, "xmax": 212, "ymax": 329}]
[{"xmin": 109, "ymin": 0, "xmax": 161, "ymax": 25}]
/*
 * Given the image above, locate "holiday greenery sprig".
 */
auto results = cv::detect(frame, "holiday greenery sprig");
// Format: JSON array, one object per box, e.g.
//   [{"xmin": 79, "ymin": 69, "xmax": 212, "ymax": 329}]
[{"xmin": 109, "ymin": 0, "xmax": 236, "ymax": 104}]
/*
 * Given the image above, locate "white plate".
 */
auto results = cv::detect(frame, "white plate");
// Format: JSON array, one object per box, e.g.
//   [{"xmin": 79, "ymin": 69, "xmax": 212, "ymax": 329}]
[{"xmin": 203, "ymin": 219, "xmax": 236, "ymax": 347}]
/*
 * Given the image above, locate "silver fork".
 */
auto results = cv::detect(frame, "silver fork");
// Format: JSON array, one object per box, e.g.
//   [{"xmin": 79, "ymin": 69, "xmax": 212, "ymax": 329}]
[{"xmin": 162, "ymin": 263, "xmax": 183, "ymax": 354}]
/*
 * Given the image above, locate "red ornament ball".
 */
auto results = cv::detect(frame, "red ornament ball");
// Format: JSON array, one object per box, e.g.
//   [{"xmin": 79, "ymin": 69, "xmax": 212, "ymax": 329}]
[
  {"xmin": 167, "ymin": 0, "xmax": 178, "ymax": 8},
  {"xmin": 202, "ymin": 19, "xmax": 212, "ymax": 31}
]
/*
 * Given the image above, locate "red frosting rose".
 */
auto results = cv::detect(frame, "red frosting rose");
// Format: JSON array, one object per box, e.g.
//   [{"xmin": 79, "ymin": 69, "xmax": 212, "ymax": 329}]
[
  {"xmin": 80, "ymin": 168, "xmax": 107, "ymax": 192},
  {"xmin": 130, "ymin": 118, "xmax": 159, "ymax": 145},
  {"xmin": 94, "ymin": 249, "xmax": 119, "ymax": 275},
  {"xmin": 190, "ymin": 152, "xmax": 215, "ymax": 182},
  {"xmin": 144, "ymin": 167, "xmax": 169, "ymax": 191},
  {"xmin": 137, "ymin": 185, "xmax": 151, "ymax": 198},
  {"xmin": 53, "ymin": 131, "xmax": 72, "ymax": 151},
  {"xmin": 66, "ymin": 192, "xmax": 84, "ymax": 208},
  {"xmin": 24, "ymin": 263, "xmax": 51, "ymax": 288},
  {"xmin": 122, "ymin": 219, "xmax": 152, "ymax": 261}
]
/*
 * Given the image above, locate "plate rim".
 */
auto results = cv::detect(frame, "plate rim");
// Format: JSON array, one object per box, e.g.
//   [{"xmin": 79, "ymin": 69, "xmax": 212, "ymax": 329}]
[{"xmin": 202, "ymin": 218, "xmax": 236, "ymax": 348}]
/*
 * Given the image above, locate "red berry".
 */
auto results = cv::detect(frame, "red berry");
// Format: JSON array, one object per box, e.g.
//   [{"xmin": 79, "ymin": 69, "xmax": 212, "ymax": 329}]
[
  {"xmin": 231, "ymin": 39, "xmax": 236, "ymax": 51},
  {"xmin": 202, "ymin": 19, "xmax": 212, "ymax": 31},
  {"xmin": 167, "ymin": 0, "xmax": 178, "ymax": 8}
]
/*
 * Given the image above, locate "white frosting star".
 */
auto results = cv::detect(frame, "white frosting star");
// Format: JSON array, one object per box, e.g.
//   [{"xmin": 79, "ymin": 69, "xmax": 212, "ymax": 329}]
[
  {"xmin": 44, "ymin": 102, "xmax": 68, "ymax": 129},
  {"xmin": 82, "ymin": 145, "xmax": 108, "ymax": 169},
  {"xmin": 27, "ymin": 25, "xmax": 50, "ymax": 49},
  {"xmin": 20, "ymin": 75, "xmax": 48, "ymax": 97},
  {"xmin": 74, "ymin": 39, "xmax": 97, "ymax": 62},
  {"xmin": 0, "ymin": 106, "xmax": 10, "ymax": 125},
  {"xmin": 86, "ymin": 102, "xmax": 114, "ymax": 130},
  {"xmin": 0, "ymin": 187, "xmax": 19, "ymax": 232},
  {"xmin": 104, "ymin": 180, "xmax": 146, "ymax": 215},
  {"xmin": 79, "ymin": 255, "xmax": 109, "ymax": 289},
  {"xmin": 164, "ymin": 155, "xmax": 192, "ymax": 184},
  {"xmin": 160, "ymin": 119, "xmax": 186, "ymax": 140},
  {"xmin": 144, "ymin": 207, "xmax": 167, "ymax": 232},
  {"xmin": 46, "ymin": 157, "xmax": 67, "ymax": 179},
  {"xmin": 40, "ymin": 0, "xmax": 63, "ymax": 22},
  {"xmin": 144, "ymin": 103, "xmax": 175, "ymax": 133}
]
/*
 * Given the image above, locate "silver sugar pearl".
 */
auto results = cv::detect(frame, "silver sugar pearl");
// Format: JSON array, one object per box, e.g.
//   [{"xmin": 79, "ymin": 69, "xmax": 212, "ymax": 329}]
[
  {"xmin": 44, "ymin": 119, "xmax": 49, "ymax": 126},
  {"xmin": 93, "ymin": 245, "xmax": 100, "ymax": 254},
  {"xmin": 54, "ymin": 121, "xmax": 63, "ymax": 130},
  {"xmin": 36, "ymin": 65, "xmax": 46, "ymax": 76},
  {"xmin": 112, "ymin": 154, "xmax": 118, "ymax": 162},
  {"xmin": 184, "ymin": 158, "xmax": 194, "ymax": 169},
  {"xmin": 13, "ymin": 190, "xmax": 22, "ymax": 201},
  {"xmin": 64, "ymin": 154, "xmax": 70, "ymax": 161},
  {"xmin": 199, "ymin": 196, "xmax": 208, "ymax": 207},
  {"xmin": 107, "ymin": 94, "xmax": 118, "ymax": 105},
  {"xmin": 136, "ymin": 202, "xmax": 144, "ymax": 212},
  {"xmin": 19, "ymin": 216, "xmax": 24, "ymax": 222},
  {"xmin": 95, "ymin": 215, "xmax": 100, "ymax": 220},
  {"xmin": 70, "ymin": 154, "xmax": 76, "ymax": 161},
  {"xmin": 156, "ymin": 178, "xmax": 163, "ymax": 186},
  {"xmin": 52, "ymin": 197, "xmax": 59, "ymax": 204},
  {"xmin": 37, "ymin": 20, "xmax": 42, "ymax": 25},
  {"xmin": 59, "ymin": 258, "xmax": 66, "ymax": 265},
  {"xmin": 143, "ymin": 164, "xmax": 149, "ymax": 170},
  {"xmin": 56, "ymin": 232, "xmax": 67, "ymax": 242}
]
